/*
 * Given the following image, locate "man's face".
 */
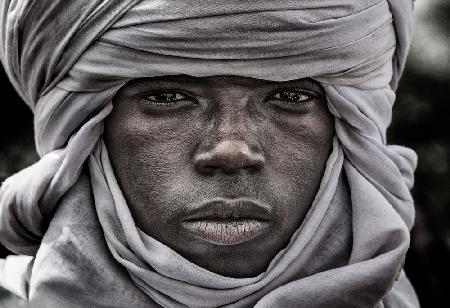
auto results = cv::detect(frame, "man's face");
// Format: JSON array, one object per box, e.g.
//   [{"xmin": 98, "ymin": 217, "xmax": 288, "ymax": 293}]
[{"xmin": 104, "ymin": 75, "xmax": 334, "ymax": 278}]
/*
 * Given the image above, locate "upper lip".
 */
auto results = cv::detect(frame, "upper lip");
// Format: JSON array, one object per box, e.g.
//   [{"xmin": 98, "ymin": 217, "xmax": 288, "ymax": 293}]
[{"xmin": 182, "ymin": 198, "xmax": 273, "ymax": 222}]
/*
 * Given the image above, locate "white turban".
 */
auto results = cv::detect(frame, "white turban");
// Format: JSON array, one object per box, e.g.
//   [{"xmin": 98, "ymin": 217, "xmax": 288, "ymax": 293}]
[{"xmin": 0, "ymin": 0, "xmax": 419, "ymax": 307}]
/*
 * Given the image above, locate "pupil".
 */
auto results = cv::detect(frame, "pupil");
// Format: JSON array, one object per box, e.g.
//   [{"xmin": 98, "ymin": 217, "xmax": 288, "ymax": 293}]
[
  {"xmin": 280, "ymin": 91, "xmax": 303, "ymax": 102},
  {"xmin": 158, "ymin": 93, "xmax": 176, "ymax": 101}
]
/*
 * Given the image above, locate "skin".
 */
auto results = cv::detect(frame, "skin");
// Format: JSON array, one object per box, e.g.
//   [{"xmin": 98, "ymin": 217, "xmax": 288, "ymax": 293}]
[{"xmin": 104, "ymin": 75, "xmax": 334, "ymax": 278}]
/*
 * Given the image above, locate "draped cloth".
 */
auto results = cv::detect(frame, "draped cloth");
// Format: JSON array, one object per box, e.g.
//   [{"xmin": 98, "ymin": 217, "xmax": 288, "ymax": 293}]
[{"xmin": 0, "ymin": 0, "xmax": 420, "ymax": 307}]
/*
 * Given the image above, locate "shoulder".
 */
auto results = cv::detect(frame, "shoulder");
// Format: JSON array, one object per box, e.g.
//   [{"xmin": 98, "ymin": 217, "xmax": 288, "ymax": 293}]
[
  {"xmin": 0, "ymin": 287, "xmax": 28, "ymax": 308},
  {"xmin": 28, "ymin": 169, "xmax": 156, "ymax": 307}
]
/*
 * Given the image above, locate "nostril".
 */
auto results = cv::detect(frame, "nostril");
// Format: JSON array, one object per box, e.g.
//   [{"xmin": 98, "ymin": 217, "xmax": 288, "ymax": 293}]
[
  {"xmin": 244, "ymin": 155, "xmax": 265, "ymax": 173},
  {"xmin": 242, "ymin": 165, "xmax": 257, "ymax": 174},
  {"xmin": 196, "ymin": 163, "xmax": 219, "ymax": 175}
]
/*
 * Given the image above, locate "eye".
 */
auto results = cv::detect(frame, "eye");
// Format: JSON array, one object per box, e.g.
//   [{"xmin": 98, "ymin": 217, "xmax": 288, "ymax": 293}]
[
  {"xmin": 271, "ymin": 89, "xmax": 314, "ymax": 103},
  {"xmin": 144, "ymin": 91, "xmax": 188, "ymax": 105},
  {"xmin": 268, "ymin": 89, "xmax": 319, "ymax": 114},
  {"xmin": 140, "ymin": 90, "xmax": 197, "ymax": 114}
]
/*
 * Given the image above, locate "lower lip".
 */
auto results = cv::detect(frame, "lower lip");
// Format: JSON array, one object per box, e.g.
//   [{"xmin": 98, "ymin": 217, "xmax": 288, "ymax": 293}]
[{"xmin": 182, "ymin": 220, "xmax": 271, "ymax": 246}]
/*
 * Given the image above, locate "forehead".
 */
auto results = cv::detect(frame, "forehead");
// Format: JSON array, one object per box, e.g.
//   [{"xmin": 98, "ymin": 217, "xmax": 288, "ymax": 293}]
[{"xmin": 115, "ymin": 75, "xmax": 324, "ymax": 95}]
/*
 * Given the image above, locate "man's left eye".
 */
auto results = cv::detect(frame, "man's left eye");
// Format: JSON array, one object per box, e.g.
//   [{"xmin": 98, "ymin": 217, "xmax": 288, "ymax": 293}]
[
  {"xmin": 267, "ymin": 88, "xmax": 320, "ymax": 114},
  {"xmin": 270, "ymin": 89, "xmax": 313, "ymax": 103},
  {"xmin": 145, "ymin": 91, "xmax": 187, "ymax": 104}
]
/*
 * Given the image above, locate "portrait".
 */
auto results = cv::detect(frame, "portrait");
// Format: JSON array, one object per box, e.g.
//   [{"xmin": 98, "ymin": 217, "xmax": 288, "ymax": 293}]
[{"xmin": 1, "ymin": 0, "xmax": 447, "ymax": 307}]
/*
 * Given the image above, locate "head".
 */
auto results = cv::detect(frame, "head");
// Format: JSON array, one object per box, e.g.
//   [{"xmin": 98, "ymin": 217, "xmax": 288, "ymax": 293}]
[
  {"xmin": 104, "ymin": 74, "xmax": 334, "ymax": 277},
  {"xmin": 0, "ymin": 1, "xmax": 417, "ymax": 305}
]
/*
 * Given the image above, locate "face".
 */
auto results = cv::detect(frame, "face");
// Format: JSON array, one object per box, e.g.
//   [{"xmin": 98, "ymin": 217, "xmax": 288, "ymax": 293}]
[{"xmin": 104, "ymin": 75, "xmax": 334, "ymax": 278}]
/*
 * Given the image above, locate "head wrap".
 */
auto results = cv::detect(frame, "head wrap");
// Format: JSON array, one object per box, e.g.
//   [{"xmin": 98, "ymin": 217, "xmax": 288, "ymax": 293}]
[{"xmin": 0, "ymin": 0, "xmax": 419, "ymax": 307}]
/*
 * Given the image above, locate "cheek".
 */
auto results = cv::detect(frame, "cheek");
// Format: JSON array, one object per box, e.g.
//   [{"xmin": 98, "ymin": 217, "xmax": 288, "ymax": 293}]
[
  {"xmin": 264, "ymin": 106, "xmax": 334, "ymax": 211},
  {"xmin": 268, "ymin": 108, "xmax": 334, "ymax": 173},
  {"xmin": 104, "ymin": 111, "xmax": 199, "ymax": 221}
]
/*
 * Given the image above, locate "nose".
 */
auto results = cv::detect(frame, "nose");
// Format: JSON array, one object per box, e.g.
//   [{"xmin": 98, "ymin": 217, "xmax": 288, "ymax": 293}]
[{"xmin": 194, "ymin": 139, "xmax": 265, "ymax": 175}]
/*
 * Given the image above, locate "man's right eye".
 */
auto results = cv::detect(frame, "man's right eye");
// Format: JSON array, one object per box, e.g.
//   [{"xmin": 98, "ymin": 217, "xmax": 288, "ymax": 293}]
[
  {"xmin": 139, "ymin": 90, "xmax": 198, "ymax": 114},
  {"xmin": 143, "ymin": 91, "xmax": 188, "ymax": 105}
]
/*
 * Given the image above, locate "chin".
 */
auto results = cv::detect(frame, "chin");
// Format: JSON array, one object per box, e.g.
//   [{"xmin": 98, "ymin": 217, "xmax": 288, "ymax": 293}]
[{"xmin": 175, "ymin": 231, "xmax": 281, "ymax": 278}]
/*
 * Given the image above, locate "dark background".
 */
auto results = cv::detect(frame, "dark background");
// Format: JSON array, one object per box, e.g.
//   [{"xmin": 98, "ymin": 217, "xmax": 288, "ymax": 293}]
[{"xmin": 0, "ymin": 1, "xmax": 449, "ymax": 306}]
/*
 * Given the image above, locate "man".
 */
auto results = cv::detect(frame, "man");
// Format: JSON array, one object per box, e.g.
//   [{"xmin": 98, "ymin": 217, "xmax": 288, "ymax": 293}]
[{"xmin": 0, "ymin": 0, "xmax": 420, "ymax": 307}]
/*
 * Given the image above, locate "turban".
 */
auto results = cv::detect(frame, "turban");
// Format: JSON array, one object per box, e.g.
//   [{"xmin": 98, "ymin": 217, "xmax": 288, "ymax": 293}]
[{"xmin": 0, "ymin": 0, "xmax": 419, "ymax": 307}]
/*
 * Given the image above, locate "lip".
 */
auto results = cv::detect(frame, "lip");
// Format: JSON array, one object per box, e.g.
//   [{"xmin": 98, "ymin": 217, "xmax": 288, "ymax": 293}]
[{"xmin": 181, "ymin": 198, "xmax": 273, "ymax": 246}]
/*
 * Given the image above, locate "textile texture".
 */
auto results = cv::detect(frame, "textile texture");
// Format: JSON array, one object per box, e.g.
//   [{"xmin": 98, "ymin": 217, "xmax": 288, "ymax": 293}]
[{"xmin": 0, "ymin": 0, "xmax": 419, "ymax": 307}]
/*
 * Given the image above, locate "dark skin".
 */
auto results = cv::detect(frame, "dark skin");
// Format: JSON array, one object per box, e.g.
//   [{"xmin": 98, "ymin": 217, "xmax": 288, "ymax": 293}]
[{"xmin": 104, "ymin": 75, "xmax": 334, "ymax": 278}]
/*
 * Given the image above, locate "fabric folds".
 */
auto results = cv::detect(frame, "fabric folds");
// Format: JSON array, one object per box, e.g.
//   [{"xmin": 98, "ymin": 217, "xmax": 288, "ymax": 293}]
[{"xmin": 0, "ymin": 0, "xmax": 419, "ymax": 307}]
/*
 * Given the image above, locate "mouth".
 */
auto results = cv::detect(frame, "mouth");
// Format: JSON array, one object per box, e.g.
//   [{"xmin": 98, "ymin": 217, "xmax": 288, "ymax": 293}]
[{"xmin": 181, "ymin": 198, "xmax": 273, "ymax": 246}]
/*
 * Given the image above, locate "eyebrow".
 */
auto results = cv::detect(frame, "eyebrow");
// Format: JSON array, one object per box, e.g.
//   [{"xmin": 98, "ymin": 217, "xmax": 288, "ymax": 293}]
[
  {"xmin": 128, "ymin": 75, "xmax": 200, "ymax": 87},
  {"xmin": 124, "ymin": 75, "xmax": 324, "ymax": 96}
]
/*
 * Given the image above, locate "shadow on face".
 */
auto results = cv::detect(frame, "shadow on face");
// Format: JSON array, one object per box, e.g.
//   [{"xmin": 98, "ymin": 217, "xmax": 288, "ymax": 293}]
[{"xmin": 104, "ymin": 75, "xmax": 334, "ymax": 278}]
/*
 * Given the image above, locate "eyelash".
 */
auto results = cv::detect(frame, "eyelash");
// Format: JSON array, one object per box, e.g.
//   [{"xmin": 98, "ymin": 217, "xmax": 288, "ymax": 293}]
[
  {"xmin": 268, "ymin": 89, "xmax": 317, "ymax": 103},
  {"xmin": 140, "ymin": 88, "xmax": 319, "ymax": 115},
  {"xmin": 143, "ymin": 89, "xmax": 316, "ymax": 102},
  {"xmin": 143, "ymin": 91, "xmax": 191, "ymax": 104}
]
